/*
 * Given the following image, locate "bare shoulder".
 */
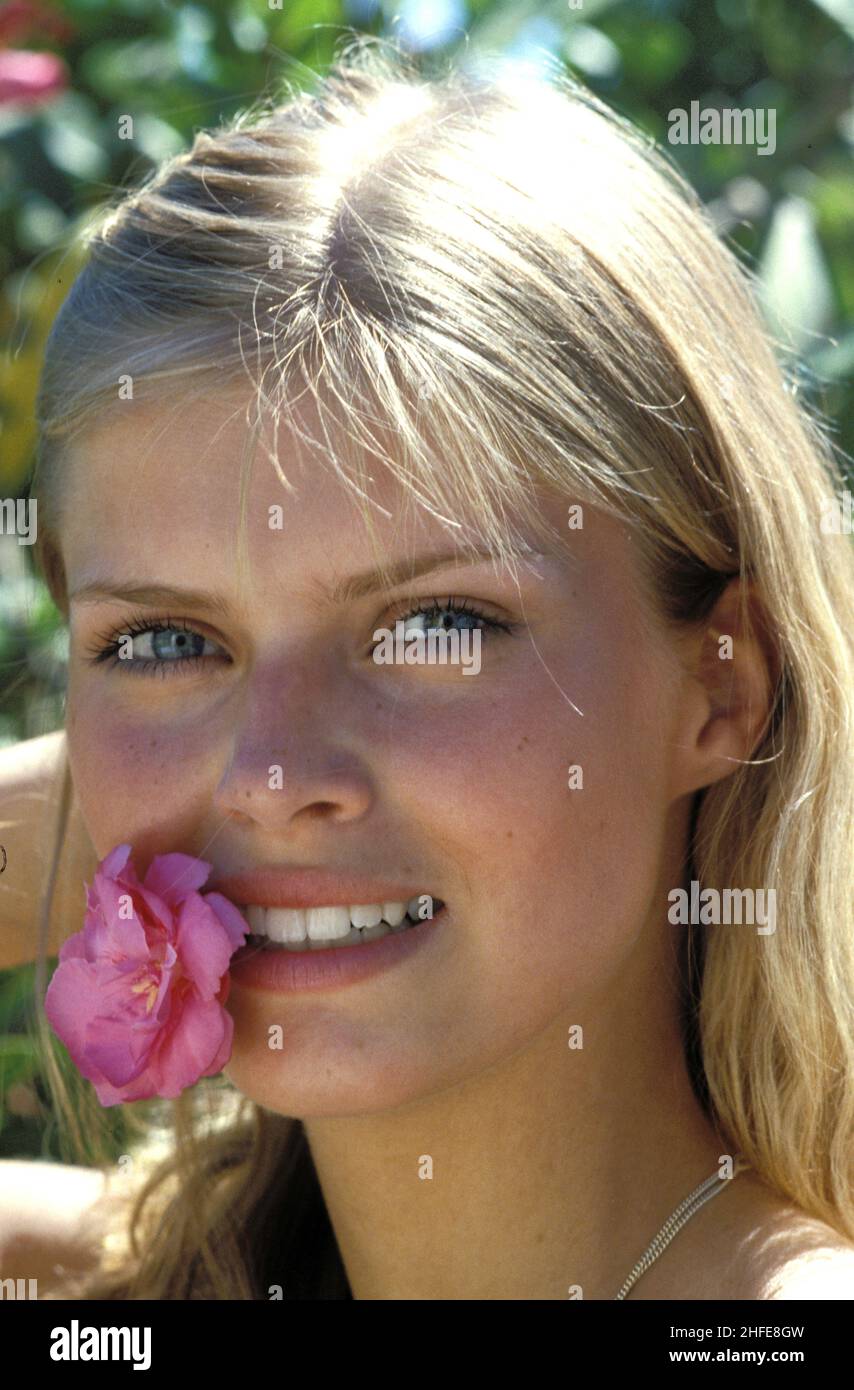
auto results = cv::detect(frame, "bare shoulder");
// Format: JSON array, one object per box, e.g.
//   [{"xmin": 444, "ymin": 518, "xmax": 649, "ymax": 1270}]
[
  {"xmin": 723, "ymin": 1173, "xmax": 854, "ymax": 1299},
  {"xmin": 0, "ymin": 1158, "xmax": 107, "ymax": 1292},
  {"xmin": 633, "ymin": 1169, "xmax": 854, "ymax": 1300},
  {"xmin": 760, "ymin": 1227, "xmax": 854, "ymax": 1300}
]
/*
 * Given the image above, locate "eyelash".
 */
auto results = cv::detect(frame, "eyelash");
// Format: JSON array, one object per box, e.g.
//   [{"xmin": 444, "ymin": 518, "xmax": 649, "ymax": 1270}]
[
  {"xmin": 85, "ymin": 599, "xmax": 516, "ymax": 677},
  {"xmin": 85, "ymin": 615, "xmax": 223, "ymax": 679}
]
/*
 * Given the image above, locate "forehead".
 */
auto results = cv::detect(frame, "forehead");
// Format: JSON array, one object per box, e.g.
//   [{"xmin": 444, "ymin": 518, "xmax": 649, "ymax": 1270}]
[
  {"xmin": 58, "ymin": 385, "xmax": 638, "ymax": 612},
  {"xmin": 64, "ymin": 387, "xmax": 354, "ymax": 527}
]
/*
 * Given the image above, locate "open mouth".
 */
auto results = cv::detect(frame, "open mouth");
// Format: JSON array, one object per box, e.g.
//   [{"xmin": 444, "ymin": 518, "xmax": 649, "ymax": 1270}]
[{"xmin": 236, "ymin": 897, "xmax": 446, "ymax": 953}]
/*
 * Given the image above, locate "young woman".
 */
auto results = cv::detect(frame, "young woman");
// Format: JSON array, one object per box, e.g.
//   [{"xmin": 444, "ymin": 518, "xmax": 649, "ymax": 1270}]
[{"xmin": 1, "ymin": 36, "xmax": 853, "ymax": 1300}]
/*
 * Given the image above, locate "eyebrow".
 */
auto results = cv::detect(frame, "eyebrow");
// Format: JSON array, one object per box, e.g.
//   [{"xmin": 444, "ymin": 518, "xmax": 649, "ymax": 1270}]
[{"xmin": 68, "ymin": 548, "xmax": 525, "ymax": 614}]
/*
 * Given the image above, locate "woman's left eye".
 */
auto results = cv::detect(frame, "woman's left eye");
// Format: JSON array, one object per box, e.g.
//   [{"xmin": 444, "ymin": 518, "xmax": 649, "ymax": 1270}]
[{"xmin": 386, "ymin": 597, "xmax": 514, "ymax": 639}]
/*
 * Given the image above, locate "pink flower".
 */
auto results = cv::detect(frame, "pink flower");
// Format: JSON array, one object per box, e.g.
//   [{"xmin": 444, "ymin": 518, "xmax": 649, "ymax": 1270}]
[
  {"xmin": 0, "ymin": 1, "xmax": 72, "ymax": 107},
  {"xmin": 44, "ymin": 844, "xmax": 249, "ymax": 1106},
  {"xmin": 0, "ymin": 48, "xmax": 65, "ymax": 104}
]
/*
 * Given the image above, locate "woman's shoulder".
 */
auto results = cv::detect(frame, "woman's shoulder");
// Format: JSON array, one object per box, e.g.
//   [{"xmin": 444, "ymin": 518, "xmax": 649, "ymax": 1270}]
[
  {"xmin": 764, "ymin": 1240, "xmax": 854, "ymax": 1299},
  {"xmin": 737, "ymin": 1172, "xmax": 854, "ymax": 1299},
  {"xmin": 631, "ymin": 1170, "xmax": 854, "ymax": 1301},
  {"xmin": 752, "ymin": 1197, "xmax": 854, "ymax": 1300},
  {"xmin": 0, "ymin": 1158, "xmax": 107, "ymax": 1294}
]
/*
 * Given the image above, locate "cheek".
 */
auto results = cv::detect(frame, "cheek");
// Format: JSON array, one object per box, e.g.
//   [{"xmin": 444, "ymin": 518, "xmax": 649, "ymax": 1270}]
[
  {"xmin": 65, "ymin": 673, "xmax": 216, "ymax": 861},
  {"xmin": 398, "ymin": 643, "xmax": 672, "ymax": 1003},
  {"xmin": 388, "ymin": 636, "xmax": 668, "ymax": 871}
]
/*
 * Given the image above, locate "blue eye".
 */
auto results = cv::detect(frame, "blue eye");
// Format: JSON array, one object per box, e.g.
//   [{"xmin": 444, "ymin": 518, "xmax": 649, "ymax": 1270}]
[
  {"xmin": 86, "ymin": 597, "xmax": 515, "ymax": 679},
  {"xmin": 136, "ymin": 628, "xmax": 207, "ymax": 661},
  {"xmin": 88, "ymin": 618, "xmax": 227, "ymax": 677},
  {"xmin": 392, "ymin": 596, "xmax": 514, "ymax": 638}
]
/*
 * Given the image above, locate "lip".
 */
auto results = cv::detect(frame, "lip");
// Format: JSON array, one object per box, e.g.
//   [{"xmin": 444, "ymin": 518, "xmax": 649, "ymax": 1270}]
[
  {"xmin": 208, "ymin": 864, "xmax": 436, "ymax": 910},
  {"xmin": 228, "ymin": 905, "xmax": 446, "ymax": 994}
]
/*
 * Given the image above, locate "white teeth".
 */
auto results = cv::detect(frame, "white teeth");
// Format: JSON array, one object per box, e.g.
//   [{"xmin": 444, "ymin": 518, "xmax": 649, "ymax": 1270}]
[
  {"xmin": 240, "ymin": 896, "xmax": 440, "ymax": 948},
  {"xmin": 246, "ymin": 905, "xmax": 268, "ymax": 935},
  {"xmin": 361, "ymin": 921, "xmax": 394, "ymax": 941},
  {"xmin": 304, "ymin": 906, "xmax": 352, "ymax": 941},
  {"xmin": 349, "ymin": 904, "xmax": 383, "ymax": 929},
  {"xmin": 265, "ymin": 907, "xmax": 307, "ymax": 944}
]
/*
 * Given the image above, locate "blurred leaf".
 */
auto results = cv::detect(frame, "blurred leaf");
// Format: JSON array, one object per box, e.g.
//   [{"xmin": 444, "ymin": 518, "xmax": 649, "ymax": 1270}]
[
  {"xmin": 758, "ymin": 196, "xmax": 835, "ymax": 353},
  {"xmin": 0, "ymin": 967, "xmax": 35, "ymax": 1030},
  {"xmin": 0, "ymin": 246, "xmax": 83, "ymax": 492},
  {"xmin": 15, "ymin": 192, "xmax": 68, "ymax": 253},
  {"xmin": 228, "ymin": 3, "xmax": 269, "ymax": 52},
  {"xmin": 0, "ymin": 1034, "xmax": 38, "ymax": 1089},
  {"xmin": 808, "ymin": 330, "xmax": 854, "ymax": 379},
  {"xmin": 132, "ymin": 111, "xmax": 187, "ymax": 161},
  {"xmin": 813, "ymin": 167, "xmax": 854, "ymax": 238},
  {"xmin": 78, "ymin": 38, "xmax": 181, "ymax": 100},
  {"xmin": 600, "ymin": 16, "xmax": 693, "ymax": 86},
  {"xmin": 38, "ymin": 92, "xmax": 110, "ymax": 180},
  {"xmin": 174, "ymin": 4, "xmax": 218, "ymax": 80},
  {"xmin": 0, "ymin": 346, "xmax": 40, "ymax": 490},
  {"xmin": 565, "ymin": 23, "xmax": 621, "ymax": 80},
  {"xmin": 808, "ymin": 0, "xmax": 854, "ymax": 41},
  {"xmin": 273, "ymin": 0, "xmax": 342, "ymax": 48}
]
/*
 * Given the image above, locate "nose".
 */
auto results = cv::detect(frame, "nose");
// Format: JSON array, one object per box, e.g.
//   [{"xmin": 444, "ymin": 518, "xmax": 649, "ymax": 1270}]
[{"xmin": 211, "ymin": 659, "xmax": 374, "ymax": 832}]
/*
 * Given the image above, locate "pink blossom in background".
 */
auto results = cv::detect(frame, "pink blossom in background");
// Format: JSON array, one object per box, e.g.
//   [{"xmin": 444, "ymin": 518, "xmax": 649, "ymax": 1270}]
[
  {"xmin": 44, "ymin": 844, "xmax": 249, "ymax": 1106},
  {"xmin": 0, "ymin": 0, "xmax": 72, "ymax": 107},
  {"xmin": 0, "ymin": 48, "xmax": 65, "ymax": 104}
]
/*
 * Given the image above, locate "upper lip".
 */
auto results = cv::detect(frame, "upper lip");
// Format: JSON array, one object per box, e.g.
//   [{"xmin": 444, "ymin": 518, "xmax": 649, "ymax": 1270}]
[{"xmin": 206, "ymin": 865, "xmax": 437, "ymax": 910}]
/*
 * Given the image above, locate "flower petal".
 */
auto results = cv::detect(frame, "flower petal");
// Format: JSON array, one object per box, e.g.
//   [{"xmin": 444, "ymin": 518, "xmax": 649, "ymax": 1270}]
[
  {"xmin": 44, "ymin": 959, "xmax": 157, "ymax": 1084},
  {"xmin": 84, "ymin": 878, "xmax": 150, "ymax": 961},
  {"xmin": 174, "ymin": 894, "xmax": 234, "ymax": 998},
  {"xmin": 204, "ymin": 892, "xmax": 250, "ymax": 953},
  {"xmin": 146, "ymin": 994, "xmax": 232, "ymax": 1097},
  {"xmin": 99, "ymin": 843, "xmax": 134, "ymax": 878},
  {"xmin": 143, "ymin": 853, "xmax": 212, "ymax": 905}
]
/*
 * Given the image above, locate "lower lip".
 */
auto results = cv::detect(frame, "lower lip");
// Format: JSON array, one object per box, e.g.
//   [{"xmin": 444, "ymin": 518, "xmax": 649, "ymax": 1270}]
[{"xmin": 228, "ymin": 908, "xmax": 445, "ymax": 994}]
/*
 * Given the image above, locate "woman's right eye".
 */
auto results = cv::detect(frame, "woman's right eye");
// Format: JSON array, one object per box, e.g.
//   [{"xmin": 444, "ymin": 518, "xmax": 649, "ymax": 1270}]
[{"xmin": 87, "ymin": 620, "xmax": 229, "ymax": 677}]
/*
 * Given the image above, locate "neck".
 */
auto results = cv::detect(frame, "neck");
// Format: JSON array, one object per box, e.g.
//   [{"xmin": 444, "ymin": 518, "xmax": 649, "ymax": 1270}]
[{"xmin": 304, "ymin": 939, "xmax": 728, "ymax": 1301}]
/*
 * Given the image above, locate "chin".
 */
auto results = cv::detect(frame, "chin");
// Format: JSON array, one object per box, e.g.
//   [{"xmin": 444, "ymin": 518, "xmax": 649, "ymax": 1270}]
[{"xmin": 222, "ymin": 1040, "xmax": 440, "ymax": 1119}]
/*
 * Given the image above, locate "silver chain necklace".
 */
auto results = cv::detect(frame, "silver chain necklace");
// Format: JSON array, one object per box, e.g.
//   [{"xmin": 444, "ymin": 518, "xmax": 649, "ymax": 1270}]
[{"xmin": 613, "ymin": 1156, "xmax": 750, "ymax": 1300}]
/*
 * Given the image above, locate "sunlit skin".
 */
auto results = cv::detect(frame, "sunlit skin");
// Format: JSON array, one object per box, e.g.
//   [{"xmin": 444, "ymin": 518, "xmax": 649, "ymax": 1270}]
[{"xmin": 56, "ymin": 385, "xmax": 795, "ymax": 1299}]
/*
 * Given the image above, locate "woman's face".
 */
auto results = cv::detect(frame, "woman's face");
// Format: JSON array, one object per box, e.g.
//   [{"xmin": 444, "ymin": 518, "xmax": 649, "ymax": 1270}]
[{"xmin": 60, "ymin": 389, "xmax": 703, "ymax": 1117}]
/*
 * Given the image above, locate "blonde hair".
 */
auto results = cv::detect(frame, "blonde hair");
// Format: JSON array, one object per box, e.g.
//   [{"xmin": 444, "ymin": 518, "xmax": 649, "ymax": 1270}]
[{"xmin": 28, "ymin": 34, "xmax": 854, "ymax": 1298}]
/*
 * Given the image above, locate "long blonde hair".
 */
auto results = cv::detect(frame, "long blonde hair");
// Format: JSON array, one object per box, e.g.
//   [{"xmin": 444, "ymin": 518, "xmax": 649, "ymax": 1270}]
[{"xmin": 27, "ymin": 34, "xmax": 854, "ymax": 1298}]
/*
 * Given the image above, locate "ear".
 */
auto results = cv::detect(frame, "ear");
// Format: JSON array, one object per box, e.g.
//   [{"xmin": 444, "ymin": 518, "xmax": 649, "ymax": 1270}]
[{"xmin": 667, "ymin": 579, "xmax": 780, "ymax": 799}]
